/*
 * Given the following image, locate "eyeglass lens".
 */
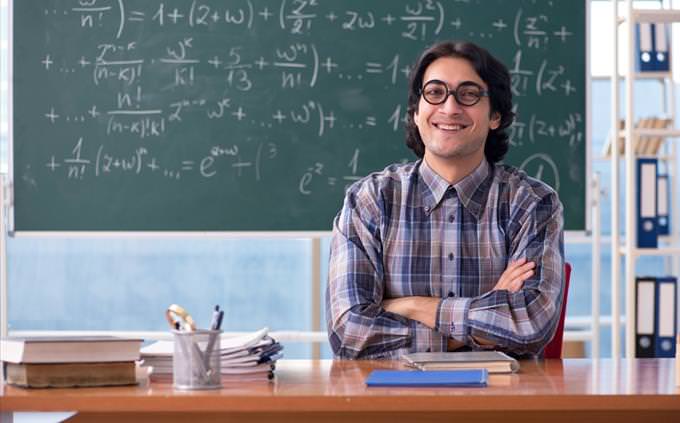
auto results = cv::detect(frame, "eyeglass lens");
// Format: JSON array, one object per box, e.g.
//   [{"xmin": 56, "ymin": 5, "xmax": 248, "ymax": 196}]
[{"xmin": 421, "ymin": 80, "xmax": 485, "ymax": 106}]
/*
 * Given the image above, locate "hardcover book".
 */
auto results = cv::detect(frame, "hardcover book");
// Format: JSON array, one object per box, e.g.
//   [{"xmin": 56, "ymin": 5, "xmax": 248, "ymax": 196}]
[
  {"xmin": 4, "ymin": 361, "xmax": 137, "ymax": 388},
  {"xmin": 0, "ymin": 336, "xmax": 142, "ymax": 364}
]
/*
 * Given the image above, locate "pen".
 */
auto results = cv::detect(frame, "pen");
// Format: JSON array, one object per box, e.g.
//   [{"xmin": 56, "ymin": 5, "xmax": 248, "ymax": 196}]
[
  {"xmin": 204, "ymin": 305, "xmax": 223, "ymax": 370},
  {"xmin": 210, "ymin": 305, "xmax": 221, "ymax": 330},
  {"xmin": 215, "ymin": 310, "xmax": 224, "ymax": 330}
]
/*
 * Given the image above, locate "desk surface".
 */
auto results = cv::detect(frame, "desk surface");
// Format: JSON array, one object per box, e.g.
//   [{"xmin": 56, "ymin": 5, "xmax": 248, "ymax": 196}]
[{"xmin": 2, "ymin": 359, "xmax": 680, "ymax": 422}]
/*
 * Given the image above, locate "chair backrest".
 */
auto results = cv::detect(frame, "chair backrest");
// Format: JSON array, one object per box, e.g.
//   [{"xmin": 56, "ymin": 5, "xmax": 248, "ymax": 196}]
[{"xmin": 543, "ymin": 262, "xmax": 572, "ymax": 359}]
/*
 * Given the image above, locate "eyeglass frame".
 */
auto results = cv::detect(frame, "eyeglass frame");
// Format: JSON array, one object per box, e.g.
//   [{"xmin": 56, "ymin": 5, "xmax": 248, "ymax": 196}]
[{"xmin": 418, "ymin": 79, "xmax": 490, "ymax": 106}]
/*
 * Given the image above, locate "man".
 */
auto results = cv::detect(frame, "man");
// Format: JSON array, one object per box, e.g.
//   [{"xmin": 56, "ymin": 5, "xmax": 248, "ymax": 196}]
[{"xmin": 326, "ymin": 41, "xmax": 564, "ymax": 359}]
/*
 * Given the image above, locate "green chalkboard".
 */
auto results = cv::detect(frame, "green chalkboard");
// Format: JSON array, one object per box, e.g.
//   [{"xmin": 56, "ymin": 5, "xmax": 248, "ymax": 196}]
[{"xmin": 12, "ymin": 0, "xmax": 586, "ymax": 231}]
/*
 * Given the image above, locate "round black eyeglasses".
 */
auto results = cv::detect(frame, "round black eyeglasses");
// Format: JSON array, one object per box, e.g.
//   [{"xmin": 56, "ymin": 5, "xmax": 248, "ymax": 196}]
[{"xmin": 419, "ymin": 79, "xmax": 489, "ymax": 106}]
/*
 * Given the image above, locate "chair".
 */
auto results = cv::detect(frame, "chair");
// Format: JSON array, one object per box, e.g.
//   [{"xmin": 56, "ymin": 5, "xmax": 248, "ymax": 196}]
[{"xmin": 543, "ymin": 262, "xmax": 572, "ymax": 359}]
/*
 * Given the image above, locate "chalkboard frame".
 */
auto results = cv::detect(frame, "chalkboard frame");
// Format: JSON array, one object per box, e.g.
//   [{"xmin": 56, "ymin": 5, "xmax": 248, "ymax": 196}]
[{"xmin": 8, "ymin": 0, "xmax": 591, "ymax": 234}]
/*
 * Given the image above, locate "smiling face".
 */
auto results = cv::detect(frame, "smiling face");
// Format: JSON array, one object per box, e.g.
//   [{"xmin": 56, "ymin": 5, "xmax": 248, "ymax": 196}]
[{"xmin": 414, "ymin": 56, "xmax": 500, "ymax": 174}]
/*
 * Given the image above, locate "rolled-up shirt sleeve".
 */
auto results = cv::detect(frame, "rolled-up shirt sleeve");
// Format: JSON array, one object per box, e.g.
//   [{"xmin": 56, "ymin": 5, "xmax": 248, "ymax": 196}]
[
  {"xmin": 435, "ymin": 190, "xmax": 565, "ymax": 355},
  {"xmin": 326, "ymin": 185, "xmax": 413, "ymax": 359}
]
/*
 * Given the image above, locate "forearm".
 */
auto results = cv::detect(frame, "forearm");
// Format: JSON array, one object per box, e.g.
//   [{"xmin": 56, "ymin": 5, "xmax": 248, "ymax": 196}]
[
  {"xmin": 382, "ymin": 296, "xmax": 439, "ymax": 328},
  {"xmin": 327, "ymin": 302, "xmax": 412, "ymax": 359}
]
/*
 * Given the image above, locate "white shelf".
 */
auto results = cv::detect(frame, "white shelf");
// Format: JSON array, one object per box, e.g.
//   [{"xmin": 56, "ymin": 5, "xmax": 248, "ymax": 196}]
[
  {"xmin": 611, "ymin": 2, "xmax": 680, "ymax": 359},
  {"xmin": 564, "ymin": 330, "xmax": 593, "ymax": 343},
  {"xmin": 631, "ymin": 9, "xmax": 680, "ymax": 23},
  {"xmin": 622, "ymin": 128, "xmax": 680, "ymax": 137},
  {"xmin": 618, "ymin": 246, "xmax": 680, "ymax": 256},
  {"xmin": 634, "ymin": 71, "xmax": 673, "ymax": 79}
]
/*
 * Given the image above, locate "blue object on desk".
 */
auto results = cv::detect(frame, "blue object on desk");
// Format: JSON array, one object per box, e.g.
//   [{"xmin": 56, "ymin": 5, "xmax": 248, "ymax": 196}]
[{"xmin": 365, "ymin": 369, "xmax": 488, "ymax": 387}]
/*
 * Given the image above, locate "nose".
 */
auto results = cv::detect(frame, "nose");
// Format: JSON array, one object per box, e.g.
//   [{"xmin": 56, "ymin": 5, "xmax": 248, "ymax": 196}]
[{"xmin": 439, "ymin": 93, "xmax": 464, "ymax": 114}]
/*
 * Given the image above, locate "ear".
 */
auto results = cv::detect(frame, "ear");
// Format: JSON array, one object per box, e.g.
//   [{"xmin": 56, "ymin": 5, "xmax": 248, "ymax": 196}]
[{"xmin": 489, "ymin": 111, "xmax": 501, "ymax": 130}]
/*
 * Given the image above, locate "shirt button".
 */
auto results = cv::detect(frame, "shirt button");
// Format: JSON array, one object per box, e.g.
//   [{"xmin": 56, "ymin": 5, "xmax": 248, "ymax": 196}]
[
  {"xmin": 448, "ymin": 214, "xmax": 455, "ymax": 223},
  {"xmin": 424, "ymin": 206, "xmax": 430, "ymax": 213},
  {"xmin": 448, "ymin": 292, "xmax": 455, "ymax": 297},
  {"xmin": 448, "ymin": 252, "xmax": 454, "ymax": 261}
]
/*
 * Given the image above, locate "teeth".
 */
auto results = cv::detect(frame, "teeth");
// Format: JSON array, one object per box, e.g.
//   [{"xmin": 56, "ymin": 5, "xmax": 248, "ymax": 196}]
[{"xmin": 436, "ymin": 124, "xmax": 463, "ymax": 130}]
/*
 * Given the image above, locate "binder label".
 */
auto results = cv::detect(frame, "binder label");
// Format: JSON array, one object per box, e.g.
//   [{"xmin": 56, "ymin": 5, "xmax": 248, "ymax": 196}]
[{"xmin": 637, "ymin": 281, "xmax": 655, "ymax": 335}]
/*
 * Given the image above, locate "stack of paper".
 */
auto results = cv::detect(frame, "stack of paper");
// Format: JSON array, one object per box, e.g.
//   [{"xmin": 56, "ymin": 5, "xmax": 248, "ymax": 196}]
[{"xmin": 141, "ymin": 327, "xmax": 283, "ymax": 381}]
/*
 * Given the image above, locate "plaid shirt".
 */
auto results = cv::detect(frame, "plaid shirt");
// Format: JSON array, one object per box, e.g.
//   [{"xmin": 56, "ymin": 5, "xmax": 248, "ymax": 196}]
[{"xmin": 326, "ymin": 158, "xmax": 564, "ymax": 359}]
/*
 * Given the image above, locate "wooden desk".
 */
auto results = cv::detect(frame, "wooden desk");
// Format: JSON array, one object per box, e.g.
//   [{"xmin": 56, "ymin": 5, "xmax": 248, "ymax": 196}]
[{"xmin": 1, "ymin": 359, "xmax": 679, "ymax": 423}]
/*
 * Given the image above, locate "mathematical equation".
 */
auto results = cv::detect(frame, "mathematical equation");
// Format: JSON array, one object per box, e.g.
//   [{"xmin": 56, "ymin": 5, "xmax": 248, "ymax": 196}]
[
  {"xmin": 62, "ymin": 0, "xmax": 573, "ymax": 46},
  {"xmin": 45, "ymin": 137, "xmax": 279, "ymax": 182},
  {"xmin": 45, "ymin": 135, "xmax": 364, "ymax": 197},
  {"xmin": 44, "ymin": 99, "xmax": 411, "ymax": 140}
]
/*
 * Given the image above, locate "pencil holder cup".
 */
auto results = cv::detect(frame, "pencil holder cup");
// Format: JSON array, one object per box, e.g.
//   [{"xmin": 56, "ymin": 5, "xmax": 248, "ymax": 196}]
[{"xmin": 172, "ymin": 329, "xmax": 222, "ymax": 390}]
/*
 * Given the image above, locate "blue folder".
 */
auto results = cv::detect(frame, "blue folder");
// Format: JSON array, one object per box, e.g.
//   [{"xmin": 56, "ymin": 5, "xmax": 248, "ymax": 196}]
[{"xmin": 365, "ymin": 369, "xmax": 488, "ymax": 387}]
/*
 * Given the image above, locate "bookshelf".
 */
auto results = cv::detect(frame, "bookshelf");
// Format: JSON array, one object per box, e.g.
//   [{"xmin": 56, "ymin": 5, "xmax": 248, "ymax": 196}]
[{"xmin": 611, "ymin": 0, "xmax": 680, "ymax": 358}]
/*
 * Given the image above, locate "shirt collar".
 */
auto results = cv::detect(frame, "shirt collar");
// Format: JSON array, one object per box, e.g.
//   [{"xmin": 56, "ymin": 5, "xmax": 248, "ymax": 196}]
[{"xmin": 418, "ymin": 158, "xmax": 492, "ymax": 219}]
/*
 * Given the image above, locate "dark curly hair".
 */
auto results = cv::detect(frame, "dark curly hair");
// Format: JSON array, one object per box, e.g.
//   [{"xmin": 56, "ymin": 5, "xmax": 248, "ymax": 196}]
[{"xmin": 405, "ymin": 41, "xmax": 515, "ymax": 163}]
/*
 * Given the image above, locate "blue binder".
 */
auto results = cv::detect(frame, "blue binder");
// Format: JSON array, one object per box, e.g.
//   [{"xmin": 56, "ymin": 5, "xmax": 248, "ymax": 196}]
[
  {"xmin": 365, "ymin": 369, "xmax": 488, "ymax": 387},
  {"xmin": 654, "ymin": 23, "xmax": 670, "ymax": 72},
  {"xmin": 635, "ymin": 277, "xmax": 656, "ymax": 358},
  {"xmin": 657, "ymin": 174, "xmax": 670, "ymax": 235},
  {"xmin": 637, "ymin": 158, "xmax": 658, "ymax": 248},
  {"xmin": 635, "ymin": 23, "xmax": 670, "ymax": 72},
  {"xmin": 654, "ymin": 276, "xmax": 677, "ymax": 358}
]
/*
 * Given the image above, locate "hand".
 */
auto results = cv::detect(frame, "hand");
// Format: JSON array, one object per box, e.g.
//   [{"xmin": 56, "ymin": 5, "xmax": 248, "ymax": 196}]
[{"xmin": 493, "ymin": 258, "xmax": 535, "ymax": 293}]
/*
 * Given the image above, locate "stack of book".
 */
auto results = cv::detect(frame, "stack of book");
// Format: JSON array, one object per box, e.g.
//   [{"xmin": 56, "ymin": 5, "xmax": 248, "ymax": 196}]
[
  {"xmin": 141, "ymin": 327, "xmax": 283, "ymax": 382},
  {"xmin": 0, "ymin": 336, "xmax": 143, "ymax": 388}
]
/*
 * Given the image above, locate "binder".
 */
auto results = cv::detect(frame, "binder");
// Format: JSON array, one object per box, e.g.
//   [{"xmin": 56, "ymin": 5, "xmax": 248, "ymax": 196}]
[
  {"xmin": 654, "ymin": 23, "xmax": 670, "ymax": 72},
  {"xmin": 636, "ymin": 23, "xmax": 655, "ymax": 71},
  {"xmin": 635, "ymin": 23, "xmax": 671, "ymax": 71},
  {"xmin": 657, "ymin": 174, "xmax": 670, "ymax": 235},
  {"xmin": 365, "ymin": 369, "xmax": 488, "ymax": 387},
  {"xmin": 636, "ymin": 158, "xmax": 658, "ymax": 248},
  {"xmin": 654, "ymin": 277, "xmax": 677, "ymax": 358},
  {"xmin": 635, "ymin": 277, "xmax": 656, "ymax": 358}
]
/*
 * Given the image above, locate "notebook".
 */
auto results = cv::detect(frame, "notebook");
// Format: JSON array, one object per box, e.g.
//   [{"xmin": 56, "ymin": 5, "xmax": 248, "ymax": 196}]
[
  {"xmin": 402, "ymin": 351, "xmax": 519, "ymax": 374},
  {"xmin": 365, "ymin": 369, "xmax": 488, "ymax": 387}
]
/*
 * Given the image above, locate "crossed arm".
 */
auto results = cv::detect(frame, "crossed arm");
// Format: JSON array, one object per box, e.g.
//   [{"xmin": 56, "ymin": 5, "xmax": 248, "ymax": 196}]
[{"xmin": 382, "ymin": 259, "xmax": 536, "ymax": 350}]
